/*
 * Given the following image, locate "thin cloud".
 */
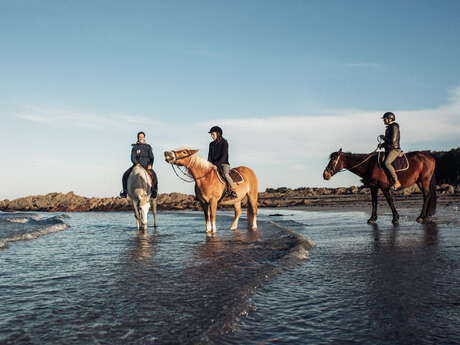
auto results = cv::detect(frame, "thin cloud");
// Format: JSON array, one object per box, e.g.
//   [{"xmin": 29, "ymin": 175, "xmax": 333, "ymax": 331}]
[
  {"xmin": 16, "ymin": 107, "xmax": 163, "ymax": 129},
  {"xmin": 202, "ymin": 86, "xmax": 460, "ymax": 166},
  {"xmin": 345, "ymin": 62, "xmax": 382, "ymax": 68}
]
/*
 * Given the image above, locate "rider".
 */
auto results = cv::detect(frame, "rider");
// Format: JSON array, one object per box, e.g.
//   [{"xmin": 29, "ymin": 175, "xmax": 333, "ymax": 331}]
[
  {"xmin": 378, "ymin": 112, "xmax": 402, "ymax": 190},
  {"xmin": 120, "ymin": 131, "xmax": 158, "ymax": 198},
  {"xmin": 208, "ymin": 126, "xmax": 238, "ymax": 199}
]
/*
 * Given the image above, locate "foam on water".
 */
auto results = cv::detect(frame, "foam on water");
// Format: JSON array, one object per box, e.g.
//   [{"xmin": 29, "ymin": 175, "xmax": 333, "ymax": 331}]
[{"xmin": 0, "ymin": 212, "xmax": 69, "ymax": 249}]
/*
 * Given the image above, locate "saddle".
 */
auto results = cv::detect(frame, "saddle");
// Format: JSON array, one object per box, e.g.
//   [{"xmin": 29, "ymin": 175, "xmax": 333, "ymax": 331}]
[
  {"xmin": 217, "ymin": 168, "xmax": 244, "ymax": 185},
  {"xmin": 377, "ymin": 151, "xmax": 409, "ymax": 172},
  {"xmin": 146, "ymin": 169, "xmax": 157, "ymax": 185}
]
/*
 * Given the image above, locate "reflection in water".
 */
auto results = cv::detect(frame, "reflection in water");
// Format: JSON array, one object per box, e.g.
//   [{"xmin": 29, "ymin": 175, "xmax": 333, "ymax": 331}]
[
  {"xmin": 128, "ymin": 230, "xmax": 159, "ymax": 262},
  {"xmin": 366, "ymin": 221, "xmax": 442, "ymax": 343},
  {"xmin": 423, "ymin": 222, "xmax": 439, "ymax": 246}
]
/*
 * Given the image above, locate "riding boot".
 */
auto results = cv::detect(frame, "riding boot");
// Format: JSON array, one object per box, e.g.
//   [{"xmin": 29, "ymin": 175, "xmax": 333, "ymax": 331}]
[
  {"xmin": 392, "ymin": 179, "xmax": 401, "ymax": 190},
  {"xmin": 120, "ymin": 166, "xmax": 133, "ymax": 198},
  {"xmin": 227, "ymin": 188, "xmax": 238, "ymax": 199},
  {"xmin": 151, "ymin": 186, "xmax": 158, "ymax": 199}
]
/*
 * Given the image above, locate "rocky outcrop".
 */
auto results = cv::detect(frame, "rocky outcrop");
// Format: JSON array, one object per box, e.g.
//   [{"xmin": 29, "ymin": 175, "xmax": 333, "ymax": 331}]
[{"xmin": 1, "ymin": 184, "xmax": 459, "ymax": 212}]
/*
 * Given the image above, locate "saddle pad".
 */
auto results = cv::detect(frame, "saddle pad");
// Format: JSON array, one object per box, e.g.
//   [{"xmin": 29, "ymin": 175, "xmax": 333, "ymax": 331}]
[
  {"xmin": 378, "ymin": 152, "xmax": 409, "ymax": 172},
  {"xmin": 217, "ymin": 168, "xmax": 244, "ymax": 185}
]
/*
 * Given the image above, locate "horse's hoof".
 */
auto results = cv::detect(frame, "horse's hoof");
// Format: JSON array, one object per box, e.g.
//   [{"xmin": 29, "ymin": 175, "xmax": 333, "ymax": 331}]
[
  {"xmin": 416, "ymin": 217, "xmax": 425, "ymax": 223},
  {"xmin": 367, "ymin": 218, "xmax": 376, "ymax": 225},
  {"xmin": 392, "ymin": 219, "xmax": 399, "ymax": 225}
]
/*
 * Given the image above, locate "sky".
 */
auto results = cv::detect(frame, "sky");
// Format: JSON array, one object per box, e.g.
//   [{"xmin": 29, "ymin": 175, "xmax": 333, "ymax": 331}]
[{"xmin": 1, "ymin": 0, "xmax": 459, "ymax": 200}]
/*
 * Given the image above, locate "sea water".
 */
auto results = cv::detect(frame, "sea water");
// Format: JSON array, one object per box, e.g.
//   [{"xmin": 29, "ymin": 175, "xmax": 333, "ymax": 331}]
[{"xmin": 1, "ymin": 206, "xmax": 459, "ymax": 345}]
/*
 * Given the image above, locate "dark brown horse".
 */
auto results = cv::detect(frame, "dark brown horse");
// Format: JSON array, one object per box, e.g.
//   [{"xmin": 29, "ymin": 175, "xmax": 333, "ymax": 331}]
[{"xmin": 323, "ymin": 149, "xmax": 437, "ymax": 224}]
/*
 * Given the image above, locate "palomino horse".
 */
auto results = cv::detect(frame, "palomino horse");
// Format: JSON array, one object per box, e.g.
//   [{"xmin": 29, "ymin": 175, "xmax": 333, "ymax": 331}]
[
  {"xmin": 323, "ymin": 149, "xmax": 437, "ymax": 224},
  {"xmin": 127, "ymin": 164, "xmax": 158, "ymax": 232},
  {"xmin": 164, "ymin": 148, "xmax": 258, "ymax": 233}
]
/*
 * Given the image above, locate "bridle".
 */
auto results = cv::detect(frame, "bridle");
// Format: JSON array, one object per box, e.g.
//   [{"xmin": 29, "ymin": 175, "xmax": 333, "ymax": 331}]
[
  {"xmin": 167, "ymin": 150, "xmax": 214, "ymax": 183},
  {"xmin": 327, "ymin": 145, "xmax": 380, "ymax": 176}
]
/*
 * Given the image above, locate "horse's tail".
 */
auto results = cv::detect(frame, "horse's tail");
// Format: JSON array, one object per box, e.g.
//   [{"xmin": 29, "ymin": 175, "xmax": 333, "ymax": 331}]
[{"xmin": 427, "ymin": 170, "xmax": 437, "ymax": 216}]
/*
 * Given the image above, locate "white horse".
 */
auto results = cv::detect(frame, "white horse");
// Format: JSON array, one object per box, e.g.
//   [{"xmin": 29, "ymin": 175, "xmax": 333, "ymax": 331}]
[{"xmin": 127, "ymin": 164, "xmax": 158, "ymax": 232}]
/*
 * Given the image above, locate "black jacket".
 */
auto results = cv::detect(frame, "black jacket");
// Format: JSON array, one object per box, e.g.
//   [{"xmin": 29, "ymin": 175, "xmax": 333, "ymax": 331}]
[
  {"xmin": 383, "ymin": 122, "xmax": 400, "ymax": 151},
  {"xmin": 131, "ymin": 143, "xmax": 154, "ymax": 169},
  {"xmin": 208, "ymin": 138, "xmax": 229, "ymax": 166}
]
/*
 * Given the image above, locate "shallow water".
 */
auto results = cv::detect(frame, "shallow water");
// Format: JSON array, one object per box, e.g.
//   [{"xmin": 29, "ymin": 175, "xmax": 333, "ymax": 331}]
[
  {"xmin": 220, "ymin": 206, "xmax": 460, "ymax": 345},
  {"xmin": 0, "ymin": 210, "xmax": 307, "ymax": 345},
  {"xmin": 1, "ymin": 206, "xmax": 459, "ymax": 345}
]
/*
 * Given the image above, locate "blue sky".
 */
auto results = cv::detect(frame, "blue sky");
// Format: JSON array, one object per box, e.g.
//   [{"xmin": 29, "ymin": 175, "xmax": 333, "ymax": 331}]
[{"xmin": 1, "ymin": 0, "xmax": 459, "ymax": 199}]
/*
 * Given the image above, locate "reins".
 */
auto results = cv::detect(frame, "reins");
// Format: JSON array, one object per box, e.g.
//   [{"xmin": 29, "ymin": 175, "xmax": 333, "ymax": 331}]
[
  {"xmin": 335, "ymin": 146, "xmax": 380, "ymax": 174},
  {"xmin": 171, "ymin": 164, "xmax": 195, "ymax": 183},
  {"xmin": 168, "ymin": 151, "xmax": 216, "ymax": 183}
]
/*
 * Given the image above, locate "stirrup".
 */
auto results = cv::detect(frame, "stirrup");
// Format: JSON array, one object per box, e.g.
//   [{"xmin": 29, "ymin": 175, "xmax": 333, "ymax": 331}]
[{"xmin": 229, "ymin": 190, "xmax": 238, "ymax": 199}]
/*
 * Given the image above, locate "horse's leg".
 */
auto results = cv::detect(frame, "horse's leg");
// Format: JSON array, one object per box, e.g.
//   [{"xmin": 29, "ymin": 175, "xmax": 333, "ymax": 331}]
[
  {"xmin": 151, "ymin": 198, "xmax": 158, "ymax": 228},
  {"xmin": 382, "ymin": 188, "xmax": 399, "ymax": 225},
  {"xmin": 132, "ymin": 200, "xmax": 141, "ymax": 232},
  {"xmin": 201, "ymin": 202, "xmax": 212, "ymax": 233},
  {"xmin": 210, "ymin": 199, "xmax": 218, "ymax": 233},
  {"xmin": 247, "ymin": 189, "xmax": 258, "ymax": 230},
  {"xmin": 230, "ymin": 201, "xmax": 242, "ymax": 230},
  {"xmin": 368, "ymin": 186, "xmax": 378, "ymax": 224},
  {"xmin": 416, "ymin": 177, "xmax": 431, "ymax": 223}
]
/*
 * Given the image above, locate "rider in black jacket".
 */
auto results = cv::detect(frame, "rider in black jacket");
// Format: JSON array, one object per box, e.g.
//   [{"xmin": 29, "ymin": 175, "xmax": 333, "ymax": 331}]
[
  {"xmin": 208, "ymin": 126, "xmax": 237, "ymax": 199},
  {"xmin": 378, "ymin": 112, "xmax": 402, "ymax": 190},
  {"xmin": 120, "ymin": 131, "xmax": 157, "ymax": 198}
]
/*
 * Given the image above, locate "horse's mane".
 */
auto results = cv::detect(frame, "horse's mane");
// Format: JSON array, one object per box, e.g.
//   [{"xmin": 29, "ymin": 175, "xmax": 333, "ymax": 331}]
[
  {"xmin": 190, "ymin": 154, "xmax": 213, "ymax": 170},
  {"xmin": 176, "ymin": 147, "xmax": 214, "ymax": 170},
  {"xmin": 329, "ymin": 152, "xmax": 375, "ymax": 160}
]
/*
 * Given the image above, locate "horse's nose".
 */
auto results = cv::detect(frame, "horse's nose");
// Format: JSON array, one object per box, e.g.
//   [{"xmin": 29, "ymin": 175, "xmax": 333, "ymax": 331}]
[
  {"xmin": 323, "ymin": 169, "xmax": 331, "ymax": 180},
  {"xmin": 164, "ymin": 151, "xmax": 172, "ymax": 161}
]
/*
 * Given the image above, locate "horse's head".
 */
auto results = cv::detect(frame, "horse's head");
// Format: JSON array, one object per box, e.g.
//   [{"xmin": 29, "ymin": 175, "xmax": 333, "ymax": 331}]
[
  {"xmin": 138, "ymin": 196, "xmax": 151, "ymax": 228},
  {"xmin": 164, "ymin": 148, "xmax": 199, "ymax": 166},
  {"xmin": 323, "ymin": 148, "xmax": 343, "ymax": 180}
]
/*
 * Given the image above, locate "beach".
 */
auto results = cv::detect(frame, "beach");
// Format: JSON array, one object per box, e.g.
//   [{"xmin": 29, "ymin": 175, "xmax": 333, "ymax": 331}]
[{"xmin": 1, "ymin": 199, "xmax": 459, "ymax": 344}]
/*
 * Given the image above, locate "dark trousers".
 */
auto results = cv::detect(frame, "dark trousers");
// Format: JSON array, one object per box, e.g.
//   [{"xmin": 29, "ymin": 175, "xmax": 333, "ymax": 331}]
[{"xmin": 122, "ymin": 166, "xmax": 158, "ymax": 195}]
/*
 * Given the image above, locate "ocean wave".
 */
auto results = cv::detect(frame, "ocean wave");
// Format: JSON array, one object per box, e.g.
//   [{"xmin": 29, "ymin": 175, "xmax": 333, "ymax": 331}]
[{"xmin": 0, "ymin": 214, "xmax": 69, "ymax": 249}]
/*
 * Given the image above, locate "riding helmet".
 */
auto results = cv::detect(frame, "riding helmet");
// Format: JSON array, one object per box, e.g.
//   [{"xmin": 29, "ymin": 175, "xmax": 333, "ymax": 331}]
[
  {"xmin": 381, "ymin": 112, "xmax": 395, "ymax": 121},
  {"xmin": 208, "ymin": 126, "xmax": 223, "ymax": 135}
]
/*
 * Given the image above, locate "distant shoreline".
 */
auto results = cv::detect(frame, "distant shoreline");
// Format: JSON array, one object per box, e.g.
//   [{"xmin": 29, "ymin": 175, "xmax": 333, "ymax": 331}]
[{"xmin": 1, "ymin": 184, "xmax": 459, "ymax": 212}]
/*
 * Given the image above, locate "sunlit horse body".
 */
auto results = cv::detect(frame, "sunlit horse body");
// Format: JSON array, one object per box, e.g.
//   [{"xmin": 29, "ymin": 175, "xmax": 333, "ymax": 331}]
[
  {"xmin": 127, "ymin": 164, "xmax": 158, "ymax": 232},
  {"xmin": 164, "ymin": 148, "xmax": 258, "ymax": 233},
  {"xmin": 323, "ymin": 149, "xmax": 437, "ymax": 224}
]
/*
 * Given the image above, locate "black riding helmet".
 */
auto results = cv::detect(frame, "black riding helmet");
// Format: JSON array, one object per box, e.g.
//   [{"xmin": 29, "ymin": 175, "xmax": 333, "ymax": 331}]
[
  {"xmin": 208, "ymin": 126, "xmax": 223, "ymax": 135},
  {"xmin": 381, "ymin": 112, "xmax": 395, "ymax": 121}
]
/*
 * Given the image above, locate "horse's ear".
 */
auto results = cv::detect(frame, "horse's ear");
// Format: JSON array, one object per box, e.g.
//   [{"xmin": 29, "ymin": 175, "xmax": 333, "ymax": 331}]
[{"xmin": 190, "ymin": 149, "xmax": 199, "ymax": 154}]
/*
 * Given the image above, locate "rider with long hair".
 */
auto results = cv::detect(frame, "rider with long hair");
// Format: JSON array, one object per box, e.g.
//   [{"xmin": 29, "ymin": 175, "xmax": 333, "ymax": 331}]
[
  {"xmin": 120, "ymin": 131, "xmax": 158, "ymax": 198},
  {"xmin": 208, "ymin": 126, "xmax": 238, "ymax": 199}
]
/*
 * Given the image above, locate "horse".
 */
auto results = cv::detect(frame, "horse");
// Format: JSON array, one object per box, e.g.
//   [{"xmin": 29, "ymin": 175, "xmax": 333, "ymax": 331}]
[
  {"xmin": 323, "ymin": 148, "xmax": 437, "ymax": 224},
  {"xmin": 127, "ymin": 164, "xmax": 158, "ymax": 232},
  {"xmin": 164, "ymin": 148, "xmax": 258, "ymax": 233}
]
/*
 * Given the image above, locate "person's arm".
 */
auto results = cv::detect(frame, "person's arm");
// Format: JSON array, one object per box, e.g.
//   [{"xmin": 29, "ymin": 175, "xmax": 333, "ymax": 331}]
[
  {"xmin": 216, "ymin": 140, "xmax": 228, "ymax": 165},
  {"xmin": 208, "ymin": 142, "xmax": 213, "ymax": 162},
  {"xmin": 131, "ymin": 145, "xmax": 138, "ymax": 165},
  {"xmin": 148, "ymin": 145, "xmax": 154, "ymax": 167},
  {"xmin": 390, "ymin": 125, "xmax": 399, "ymax": 148}
]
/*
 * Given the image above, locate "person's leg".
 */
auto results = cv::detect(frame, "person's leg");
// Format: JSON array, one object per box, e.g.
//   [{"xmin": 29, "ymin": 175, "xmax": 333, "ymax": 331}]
[
  {"xmin": 148, "ymin": 169, "xmax": 158, "ymax": 198},
  {"xmin": 221, "ymin": 164, "xmax": 236, "ymax": 189},
  {"xmin": 221, "ymin": 164, "xmax": 237, "ymax": 198},
  {"xmin": 120, "ymin": 166, "xmax": 133, "ymax": 197},
  {"xmin": 384, "ymin": 149, "xmax": 401, "ymax": 188}
]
